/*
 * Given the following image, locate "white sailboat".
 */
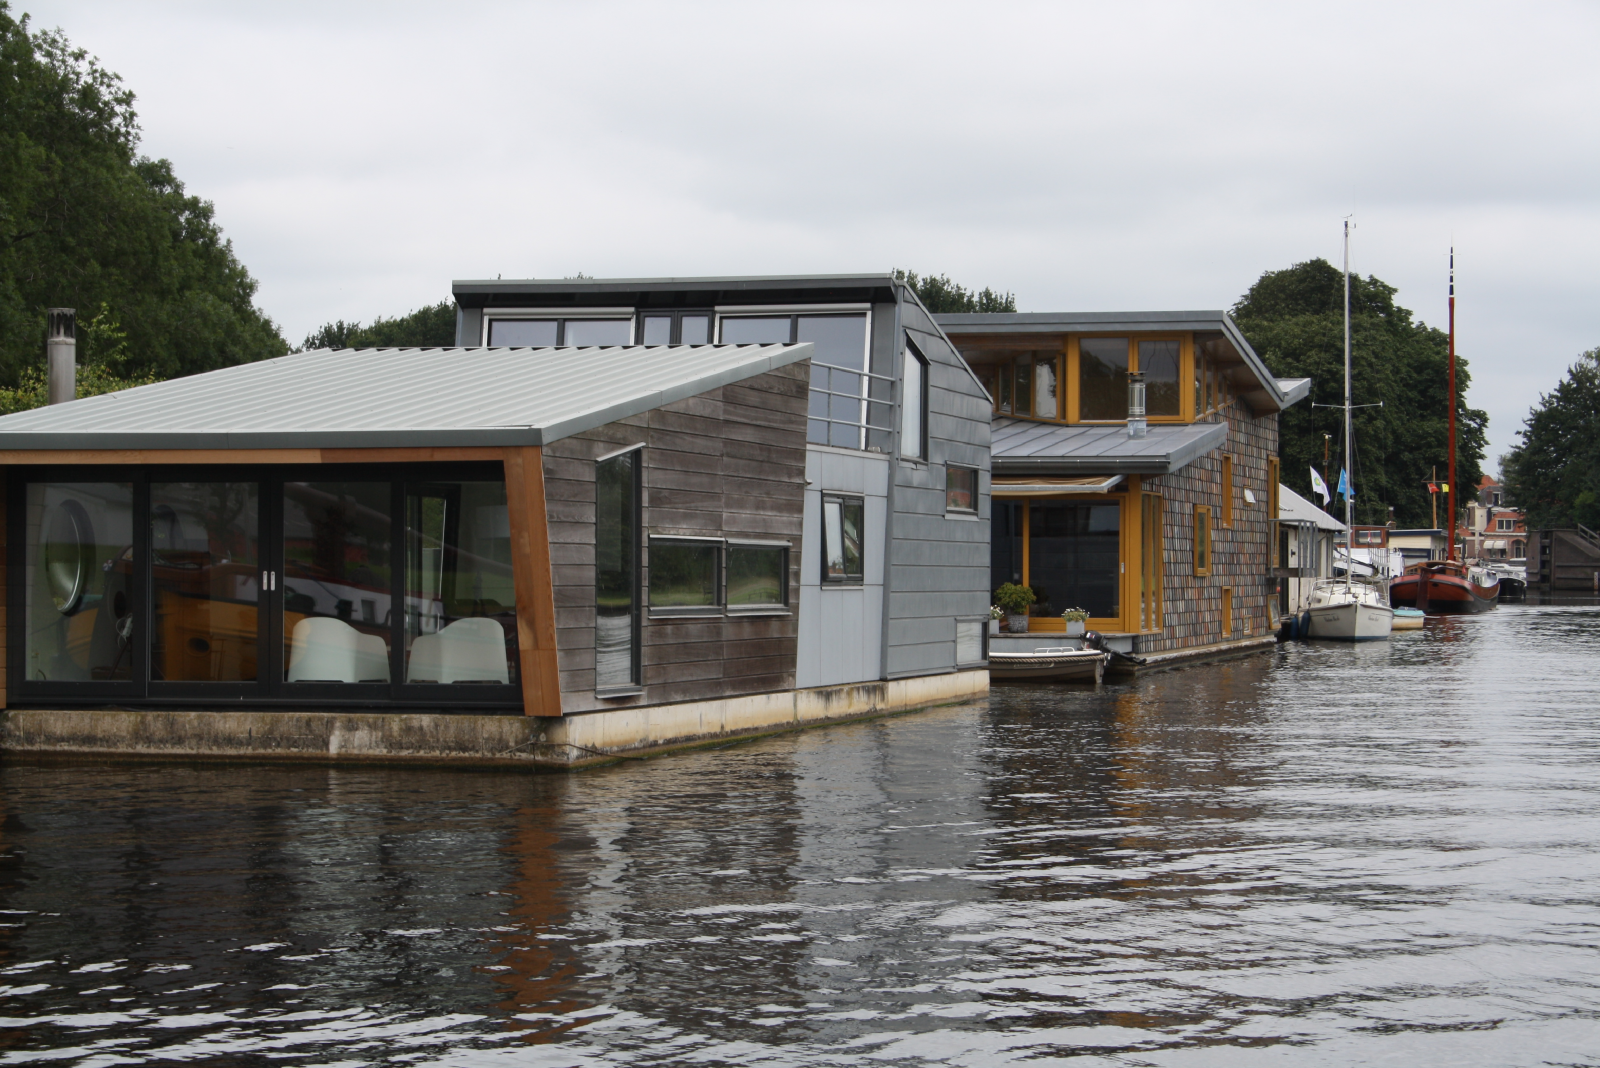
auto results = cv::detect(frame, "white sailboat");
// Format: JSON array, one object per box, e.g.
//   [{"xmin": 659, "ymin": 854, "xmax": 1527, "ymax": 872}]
[{"xmin": 1304, "ymin": 221, "xmax": 1395, "ymax": 642}]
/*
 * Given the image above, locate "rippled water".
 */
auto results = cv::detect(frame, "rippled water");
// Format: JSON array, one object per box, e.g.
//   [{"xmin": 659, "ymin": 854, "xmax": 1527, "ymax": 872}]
[{"xmin": 1, "ymin": 604, "xmax": 1598, "ymax": 1066}]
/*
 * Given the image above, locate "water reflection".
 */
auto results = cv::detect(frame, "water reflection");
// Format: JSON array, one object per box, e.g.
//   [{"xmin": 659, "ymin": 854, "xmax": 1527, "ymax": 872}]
[{"xmin": 0, "ymin": 605, "xmax": 1597, "ymax": 1064}]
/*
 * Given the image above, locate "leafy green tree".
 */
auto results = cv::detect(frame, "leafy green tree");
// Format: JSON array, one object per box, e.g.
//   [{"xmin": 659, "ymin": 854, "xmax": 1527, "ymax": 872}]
[
  {"xmin": 300, "ymin": 301, "xmax": 456, "ymax": 350},
  {"xmin": 0, "ymin": 359, "xmax": 158, "ymax": 414},
  {"xmin": 0, "ymin": 4, "xmax": 286, "ymax": 385},
  {"xmin": 1503, "ymin": 348, "xmax": 1600, "ymax": 529},
  {"xmin": 1233, "ymin": 258, "xmax": 1487, "ymax": 528},
  {"xmin": 895, "ymin": 270, "xmax": 1017, "ymax": 314}
]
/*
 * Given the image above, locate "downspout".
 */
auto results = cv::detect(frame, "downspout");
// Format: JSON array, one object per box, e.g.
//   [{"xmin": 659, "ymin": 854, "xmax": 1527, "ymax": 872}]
[
  {"xmin": 47, "ymin": 308, "xmax": 75, "ymax": 405},
  {"xmin": 879, "ymin": 288, "xmax": 903, "ymax": 681}
]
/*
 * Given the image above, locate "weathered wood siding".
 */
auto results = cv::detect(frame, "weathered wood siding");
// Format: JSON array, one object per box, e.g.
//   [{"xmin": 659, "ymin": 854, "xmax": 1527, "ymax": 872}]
[{"xmin": 542, "ymin": 363, "xmax": 809, "ymax": 714}]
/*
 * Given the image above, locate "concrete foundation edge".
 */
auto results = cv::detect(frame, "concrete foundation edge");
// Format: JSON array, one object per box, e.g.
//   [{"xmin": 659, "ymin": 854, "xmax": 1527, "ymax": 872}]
[
  {"xmin": 1117, "ymin": 635, "xmax": 1278, "ymax": 674},
  {"xmin": 0, "ymin": 670, "xmax": 990, "ymax": 769}
]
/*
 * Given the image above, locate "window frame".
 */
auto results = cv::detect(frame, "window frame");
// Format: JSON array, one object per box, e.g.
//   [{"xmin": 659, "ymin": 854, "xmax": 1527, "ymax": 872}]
[
  {"xmin": 901, "ymin": 341, "xmax": 928, "ymax": 460},
  {"xmin": 645, "ymin": 535, "xmax": 724, "ymax": 617},
  {"xmin": 1221, "ymin": 586, "xmax": 1234, "ymax": 636},
  {"xmin": 1220, "ymin": 454, "xmax": 1235, "ymax": 527},
  {"xmin": 1141, "ymin": 491, "xmax": 1165, "ymax": 632},
  {"xmin": 1194, "ymin": 504, "xmax": 1212, "ymax": 577},
  {"xmin": 481, "ymin": 308, "xmax": 637, "ymax": 346},
  {"xmin": 593, "ymin": 446, "xmax": 643, "ymax": 695},
  {"xmin": 724, "ymin": 538, "xmax": 792, "ymax": 615},
  {"xmin": 945, "ymin": 465, "xmax": 979, "ymax": 516},
  {"xmin": 820, "ymin": 493, "xmax": 866, "ymax": 586},
  {"xmin": 638, "ymin": 309, "xmax": 715, "ymax": 346}
]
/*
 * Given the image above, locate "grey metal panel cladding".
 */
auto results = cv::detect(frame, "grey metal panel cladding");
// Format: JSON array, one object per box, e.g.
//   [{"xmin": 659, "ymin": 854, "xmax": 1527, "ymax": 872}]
[
  {"xmin": 885, "ymin": 288, "xmax": 993, "ymax": 678},
  {"xmin": 456, "ymin": 306, "xmax": 482, "ymax": 346}
]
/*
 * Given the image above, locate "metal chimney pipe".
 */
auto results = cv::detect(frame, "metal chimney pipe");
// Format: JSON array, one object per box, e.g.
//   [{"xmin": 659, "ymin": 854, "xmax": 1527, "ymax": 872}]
[{"xmin": 47, "ymin": 308, "xmax": 76, "ymax": 405}]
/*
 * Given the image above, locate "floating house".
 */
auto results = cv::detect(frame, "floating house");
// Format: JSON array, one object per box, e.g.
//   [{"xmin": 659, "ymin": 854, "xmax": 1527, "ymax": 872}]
[
  {"xmin": 0, "ymin": 274, "xmax": 990, "ymax": 765},
  {"xmin": 935, "ymin": 311, "xmax": 1309, "ymax": 666}
]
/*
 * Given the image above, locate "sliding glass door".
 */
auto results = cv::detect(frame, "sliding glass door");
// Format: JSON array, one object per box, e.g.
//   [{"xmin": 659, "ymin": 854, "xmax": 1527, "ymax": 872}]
[{"xmin": 11, "ymin": 464, "xmax": 522, "ymax": 710}]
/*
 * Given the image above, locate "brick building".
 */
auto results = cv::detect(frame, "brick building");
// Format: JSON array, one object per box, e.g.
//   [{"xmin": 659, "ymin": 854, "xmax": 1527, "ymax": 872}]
[{"xmin": 936, "ymin": 311, "xmax": 1309, "ymax": 664}]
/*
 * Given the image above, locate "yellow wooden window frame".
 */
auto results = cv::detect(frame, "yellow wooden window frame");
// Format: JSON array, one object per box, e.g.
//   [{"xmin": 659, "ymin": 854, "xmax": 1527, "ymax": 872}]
[
  {"xmin": 1194, "ymin": 505, "xmax": 1212, "ymax": 577},
  {"xmin": 1008, "ymin": 493, "xmax": 1130, "ymax": 633},
  {"xmin": 1222, "ymin": 586, "xmax": 1234, "ymax": 636},
  {"xmin": 1220, "ymin": 454, "xmax": 1234, "ymax": 527},
  {"xmin": 1067, "ymin": 334, "xmax": 1192, "ymax": 426}
]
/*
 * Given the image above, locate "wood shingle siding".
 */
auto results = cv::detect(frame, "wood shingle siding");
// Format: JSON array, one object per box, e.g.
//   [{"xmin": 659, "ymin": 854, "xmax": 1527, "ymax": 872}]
[{"xmin": 543, "ymin": 363, "xmax": 809, "ymax": 714}]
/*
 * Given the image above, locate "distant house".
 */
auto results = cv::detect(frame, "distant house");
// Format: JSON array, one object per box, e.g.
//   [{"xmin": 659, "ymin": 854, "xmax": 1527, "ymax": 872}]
[
  {"xmin": 1464, "ymin": 475, "xmax": 1526, "ymax": 563},
  {"xmin": 935, "ymin": 310, "xmax": 1309, "ymax": 664},
  {"xmin": 0, "ymin": 274, "xmax": 991, "ymax": 764}
]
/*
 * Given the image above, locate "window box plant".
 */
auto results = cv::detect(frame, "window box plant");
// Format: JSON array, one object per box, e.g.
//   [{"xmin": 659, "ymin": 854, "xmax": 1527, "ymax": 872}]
[
  {"xmin": 994, "ymin": 583, "xmax": 1036, "ymax": 633},
  {"xmin": 1061, "ymin": 607, "xmax": 1089, "ymax": 637}
]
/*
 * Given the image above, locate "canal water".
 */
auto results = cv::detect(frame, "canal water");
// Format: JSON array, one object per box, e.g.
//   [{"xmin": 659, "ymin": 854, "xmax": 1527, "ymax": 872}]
[{"xmin": 0, "ymin": 604, "xmax": 1597, "ymax": 1066}]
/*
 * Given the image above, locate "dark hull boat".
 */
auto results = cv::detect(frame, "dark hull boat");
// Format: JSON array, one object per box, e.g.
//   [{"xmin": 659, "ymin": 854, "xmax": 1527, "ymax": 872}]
[{"xmin": 1390, "ymin": 560, "xmax": 1499, "ymax": 614}]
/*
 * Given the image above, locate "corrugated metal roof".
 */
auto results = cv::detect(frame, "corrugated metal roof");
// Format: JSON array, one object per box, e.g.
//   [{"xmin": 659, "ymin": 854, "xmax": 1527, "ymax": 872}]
[
  {"xmin": 0, "ymin": 343, "xmax": 812, "ymax": 451},
  {"xmin": 991, "ymin": 417, "xmax": 1228, "ymax": 475}
]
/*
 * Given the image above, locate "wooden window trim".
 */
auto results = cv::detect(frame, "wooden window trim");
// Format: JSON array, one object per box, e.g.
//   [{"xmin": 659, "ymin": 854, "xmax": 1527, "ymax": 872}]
[
  {"xmin": 1194, "ymin": 505, "xmax": 1212, "ymax": 577},
  {"xmin": 1220, "ymin": 454, "xmax": 1234, "ymax": 527},
  {"xmin": 1222, "ymin": 586, "xmax": 1234, "ymax": 636}
]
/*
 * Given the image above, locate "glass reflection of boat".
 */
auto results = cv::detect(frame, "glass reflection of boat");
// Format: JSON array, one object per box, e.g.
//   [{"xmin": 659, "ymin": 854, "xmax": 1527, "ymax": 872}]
[{"xmin": 988, "ymin": 648, "xmax": 1105, "ymax": 683}]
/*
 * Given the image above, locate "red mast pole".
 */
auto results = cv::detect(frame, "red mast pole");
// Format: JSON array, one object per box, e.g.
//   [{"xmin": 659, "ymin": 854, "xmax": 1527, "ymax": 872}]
[{"xmin": 1447, "ymin": 249, "xmax": 1457, "ymax": 561}]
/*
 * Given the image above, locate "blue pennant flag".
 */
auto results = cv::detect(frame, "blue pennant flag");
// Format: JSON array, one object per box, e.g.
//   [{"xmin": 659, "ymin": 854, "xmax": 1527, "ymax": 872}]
[{"xmin": 1337, "ymin": 468, "xmax": 1353, "ymax": 501}]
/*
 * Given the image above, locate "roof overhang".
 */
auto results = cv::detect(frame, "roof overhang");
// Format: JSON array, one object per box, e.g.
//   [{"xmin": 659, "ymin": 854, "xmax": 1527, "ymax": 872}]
[
  {"xmin": 934, "ymin": 310, "xmax": 1309, "ymax": 415},
  {"xmin": 990, "ymin": 417, "xmax": 1229, "ymax": 476},
  {"xmin": 992, "ymin": 474, "xmax": 1125, "ymax": 496},
  {"xmin": 454, "ymin": 273, "xmax": 899, "ymax": 310}
]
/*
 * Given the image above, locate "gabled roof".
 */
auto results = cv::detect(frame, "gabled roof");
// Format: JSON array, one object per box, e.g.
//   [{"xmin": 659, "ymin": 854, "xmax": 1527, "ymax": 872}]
[
  {"xmin": 990, "ymin": 417, "xmax": 1228, "ymax": 475},
  {"xmin": 933, "ymin": 310, "xmax": 1310, "ymax": 414},
  {"xmin": 0, "ymin": 343, "xmax": 812, "ymax": 451},
  {"xmin": 1279, "ymin": 483, "xmax": 1345, "ymax": 531}
]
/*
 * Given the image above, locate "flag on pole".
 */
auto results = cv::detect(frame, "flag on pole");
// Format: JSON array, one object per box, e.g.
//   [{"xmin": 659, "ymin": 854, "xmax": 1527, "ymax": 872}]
[
  {"xmin": 1337, "ymin": 468, "xmax": 1353, "ymax": 501},
  {"xmin": 1310, "ymin": 467, "xmax": 1331, "ymax": 505}
]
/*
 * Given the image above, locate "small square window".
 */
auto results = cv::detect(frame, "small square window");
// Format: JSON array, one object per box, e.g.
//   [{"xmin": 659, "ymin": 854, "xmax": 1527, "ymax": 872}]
[
  {"xmin": 821, "ymin": 495, "xmax": 865, "ymax": 584},
  {"xmin": 727, "ymin": 543, "xmax": 789, "ymax": 609},
  {"xmin": 946, "ymin": 467, "xmax": 978, "ymax": 514},
  {"xmin": 648, "ymin": 538, "xmax": 721, "ymax": 611}
]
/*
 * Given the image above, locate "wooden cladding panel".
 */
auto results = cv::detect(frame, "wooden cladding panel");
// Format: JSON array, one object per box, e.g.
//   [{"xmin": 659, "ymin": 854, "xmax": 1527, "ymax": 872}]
[
  {"xmin": 542, "ymin": 364, "xmax": 808, "ymax": 715},
  {"xmin": 502, "ymin": 446, "xmax": 562, "ymax": 717}
]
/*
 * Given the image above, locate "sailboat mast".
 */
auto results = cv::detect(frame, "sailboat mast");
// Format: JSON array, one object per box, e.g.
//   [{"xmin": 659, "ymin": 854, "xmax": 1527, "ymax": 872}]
[
  {"xmin": 1344, "ymin": 221, "xmax": 1353, "ymax": 589},
  {"xmin": 1447, "ymin": 249, "xmax": 1457, "ymax": 561}
]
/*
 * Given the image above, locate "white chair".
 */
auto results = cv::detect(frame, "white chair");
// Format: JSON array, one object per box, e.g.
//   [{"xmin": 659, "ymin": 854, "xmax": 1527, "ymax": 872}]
[
  {"xmin": 287, "ymin": 617, "xmax": 390, "ymax": 683},
  {"xmin": 406, "ymin": 617, "xmax": 509, "ymax": 684}
]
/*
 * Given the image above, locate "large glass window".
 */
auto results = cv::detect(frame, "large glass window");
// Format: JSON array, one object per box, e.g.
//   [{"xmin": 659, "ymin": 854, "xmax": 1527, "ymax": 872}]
[
  {"xmin": 489, "ymin": 319, "xmax": 557, "ymax": 345},
  {"xmin": 23, "ymin": 482, "xmax": 133, "ymax": 683},
  {"xmin": 151, "ymin": 482, "xmax": 260, "ymax": 682},
  {"xmin": 282, "ymin": 482, "xmax": 393, "ymax": 684},
  {"xmin": 727, "ymin": 544, "xmax": 787, "ymax": 608},
  {"xmin": 1026, "ymin": 502, "xmax": 1122, "ymax": 620},
  {"xmin": 487, "ymin": 318, "xmax": 631, "ymax": 346},
  {"xmin": 1078, "ymin": 338, "xmax": 1129, "ymax": 421},
  {"xmin": 403, "ymin": 481, "xmax": 516, "ymax": 684},
  {"xmin": 564, "ymin": 319, "xmax": 632, "ymax": 346},
  {"xmin": 595, "ymin": 449, "xmax": 639, "ymax": 690},
  {"xmin": 1033, "ymin": 354, "xmax": 1059, "ymax": 418},
  {"xmin": 1139, "ymin": 340, "xmax": 1181, "ymax": 417},
  {"xmin": 821, "ymin": 494, "xmax": 864, "ymax": 584},
  {"xmin": 648, "ymin": 538, "xmax": 720, "ymax": 611}
]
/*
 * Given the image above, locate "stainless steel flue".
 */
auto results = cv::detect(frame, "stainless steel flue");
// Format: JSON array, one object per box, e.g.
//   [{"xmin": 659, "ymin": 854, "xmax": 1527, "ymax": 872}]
[{"xmin": 47, "ymin": 308, "xmax": 76, "ymax": 405}]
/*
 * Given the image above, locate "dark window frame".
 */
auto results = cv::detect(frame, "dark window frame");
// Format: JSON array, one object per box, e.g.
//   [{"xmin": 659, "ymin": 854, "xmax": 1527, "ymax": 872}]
[
  {"xmin": 901, "ymin": 340, "xmax": 929, "ymax": 460},
  {"xmin": 724, "ymin": 539, "xmax": 791, "ymax": 614},
  {"xmin": 6, "ymin": 462, "xmax": 521, "ymax": 711},
  {"xmin": 945, "ymin": 466, "xmax": 979, "ymax": 515},
  {"xmin": 594, "ymin": 446, "xmax": 643, "ymax": 695},
  {"xmin": 646, "ymin": 535, "xmax": 724, "ymax": 616},
  {"xmin": 820, "ymin": 493, "xmax": 866, "ymax": 585},
  {"xmin": 484, "ymin": 315, "xmax": 635, "ymax": 346},
  {"xmin": 638, "ymin": 310, "xmax": 715, "ymax": 346}
]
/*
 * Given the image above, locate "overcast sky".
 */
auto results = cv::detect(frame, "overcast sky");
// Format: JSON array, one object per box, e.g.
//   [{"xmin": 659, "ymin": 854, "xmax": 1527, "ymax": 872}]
[{"xmin": 24, "ymin": 0, "xmax": 1600, "ymax": 469}]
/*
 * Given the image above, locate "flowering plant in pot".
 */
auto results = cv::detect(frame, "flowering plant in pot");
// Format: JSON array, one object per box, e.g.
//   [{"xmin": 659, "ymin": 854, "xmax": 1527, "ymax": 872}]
[
  {"xmin": 994, "ymin": 583, "xmax": 1036, "ymax": 632},
  {"xmin": 987, "ymin": 604, "xmax": 1004, "ymax": 635},
  {"xmin": 1060, "ymin": 606, "xmax": 1090, "ymax": 637}
]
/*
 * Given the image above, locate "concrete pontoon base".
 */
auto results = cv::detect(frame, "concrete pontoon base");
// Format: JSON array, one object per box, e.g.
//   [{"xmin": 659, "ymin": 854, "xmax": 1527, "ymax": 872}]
[{"xmin": 0, "ymin": 670, "xmax": 989, "ymax": 769}]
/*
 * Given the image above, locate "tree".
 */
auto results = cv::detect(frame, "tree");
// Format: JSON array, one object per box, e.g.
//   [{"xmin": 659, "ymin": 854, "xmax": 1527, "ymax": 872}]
[
  {"xmin": 300, "ymin": 301, "xmax": 456, "ymax": 350},
  {"xmin": 895, "ymin": 270, "xmax": 1016, "ymax": 314},
  {"xmin": 0, "ymin": 4, "xmax": 287, "ymax": 386},
  {"xmin": 1232, "ymin": 258, "xmax": 1487, "ymax": 528},
  {"xmin": 1502, "ymin": 349, "xmax": 1600, "ymax": 529}
]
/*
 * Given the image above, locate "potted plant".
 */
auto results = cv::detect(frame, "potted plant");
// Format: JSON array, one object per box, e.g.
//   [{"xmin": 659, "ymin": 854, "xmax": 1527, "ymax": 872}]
[
  {"xmin": 1060, "ymin": 606, "xmax": 1090, "ymax": 637},
  {"xmin": 994, "ymin": 583, "xmax": 1036, "ymax": 633},
  {"xmin": 988, "ymin": 604, "xmax": 1003, "ymax": 636}
]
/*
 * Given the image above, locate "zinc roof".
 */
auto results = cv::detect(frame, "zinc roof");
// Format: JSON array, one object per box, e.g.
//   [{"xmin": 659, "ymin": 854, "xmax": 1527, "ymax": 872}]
[
  {"xmin": 1279, "ymin": 483, "xmax": 1345, "ymax": 531},
  {"xmin": 990, "ymin": 417, "xmax": 1229, "ymax": 475},
  {"xmin": 0, "ymin": 343, "xmax": 813, "ymax": 451}
]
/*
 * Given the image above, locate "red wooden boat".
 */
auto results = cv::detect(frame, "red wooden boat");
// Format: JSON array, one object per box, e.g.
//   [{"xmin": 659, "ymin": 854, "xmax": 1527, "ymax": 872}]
[{"xmin": 1390, "ymin": 559, "xmax": 1499, "ymax": 614}]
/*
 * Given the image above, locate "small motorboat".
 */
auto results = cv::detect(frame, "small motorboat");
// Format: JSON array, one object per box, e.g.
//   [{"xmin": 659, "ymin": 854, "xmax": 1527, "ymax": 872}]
[
  {"xmin": 988, "ymin": 647, "xmax": 1106, "ymax": 684},
  {"xmin": 1392, "ymin": 607, "xmax": 1425, "ymax": 631},
  {"xmin": 1304, "ymin": 579, "xmax": 1395, "ymax": 641}
]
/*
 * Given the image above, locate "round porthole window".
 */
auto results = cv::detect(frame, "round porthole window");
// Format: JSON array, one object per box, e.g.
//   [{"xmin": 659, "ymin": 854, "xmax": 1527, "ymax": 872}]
[{"xmin": 43, "ymin": 498, "xmax": 95, "ymax": 615}]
